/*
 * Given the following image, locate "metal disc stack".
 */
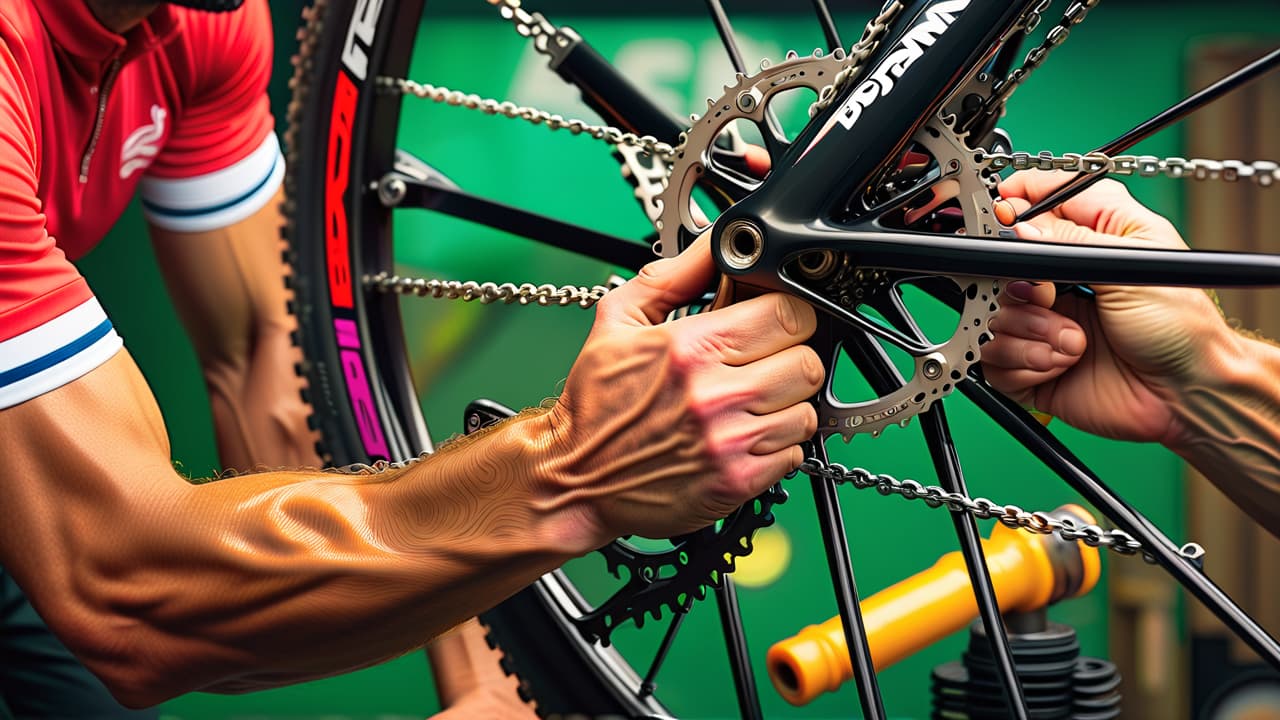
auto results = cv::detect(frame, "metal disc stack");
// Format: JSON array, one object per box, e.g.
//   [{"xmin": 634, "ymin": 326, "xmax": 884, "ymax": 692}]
[{"xmin": 931, "ymin": 620, "xmax": 1122, "ymax": 719}]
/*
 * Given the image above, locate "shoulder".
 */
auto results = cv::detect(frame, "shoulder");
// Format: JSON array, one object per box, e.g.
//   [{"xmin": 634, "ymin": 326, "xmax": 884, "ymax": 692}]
[{"xmin": 165, "ymin": 0, "xmax": 273, "ymax": 87}]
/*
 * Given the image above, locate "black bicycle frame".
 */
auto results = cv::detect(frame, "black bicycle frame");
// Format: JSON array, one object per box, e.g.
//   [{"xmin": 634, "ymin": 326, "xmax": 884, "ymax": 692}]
[{"xmin": 715, "ymin": 0, "xmax": 1280, "ymax": 293}]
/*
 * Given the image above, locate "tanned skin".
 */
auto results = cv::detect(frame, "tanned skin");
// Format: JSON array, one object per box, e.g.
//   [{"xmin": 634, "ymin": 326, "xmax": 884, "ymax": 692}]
[
  {"xmin": 65, "ymin": 3, "xmax": 533, "ymax": 714},
  {"xmin": 985, "ymin": 172, "xmax": 1280, "ymax": 535},
  {"xmin": 152, "ymin": 188, "xmax": 529, "ymax": 715}
]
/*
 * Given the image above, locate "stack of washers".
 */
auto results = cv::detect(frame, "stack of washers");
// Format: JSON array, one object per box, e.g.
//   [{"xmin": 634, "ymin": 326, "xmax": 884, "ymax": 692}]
[{"xmin": 931, "ymin": 620, "xmax": 1122, "ymax": 719}]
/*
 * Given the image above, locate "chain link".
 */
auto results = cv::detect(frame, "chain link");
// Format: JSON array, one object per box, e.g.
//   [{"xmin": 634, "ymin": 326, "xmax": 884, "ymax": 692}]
[
  {"xmin": 809, "ymin": 2, "xmax": 904, "ymax": 116},
  {"xmin": 979, "ymin": 150, "xmax": 1280, "ymax": 187},
  {"xmin": 367, "ymin": 271, "xmax": 614, "ymax": 308},
  {"xmin": 378, "ymin": 77, "xmax": 677, "ymax": 159},
  {"xmin": 799, "ymin": 457, "xmax": 1210, "ymax": 565},
  {"xmin": 980, "ymin": 0, "xmax": 1102, "ymax": 119}
]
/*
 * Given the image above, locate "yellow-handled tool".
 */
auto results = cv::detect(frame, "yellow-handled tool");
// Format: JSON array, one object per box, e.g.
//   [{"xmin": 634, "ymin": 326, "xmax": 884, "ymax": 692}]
[{"xmin": 766, "ymin": 504, "xmax": 1101, "ymax": 706}]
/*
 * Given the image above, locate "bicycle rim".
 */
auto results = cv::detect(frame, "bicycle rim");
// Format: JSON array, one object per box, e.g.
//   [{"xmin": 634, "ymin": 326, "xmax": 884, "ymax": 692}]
[{"xmin": 283, "ymin": 1, "xmax": 1280, "ymax": 718}]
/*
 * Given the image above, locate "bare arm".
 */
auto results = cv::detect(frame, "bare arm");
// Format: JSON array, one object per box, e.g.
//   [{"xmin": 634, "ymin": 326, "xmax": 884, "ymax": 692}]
[
  {"xmin": 1, "ymin": 235, "xmax": 820, "ymax": 707},
  {"xmin": 149, "ymin": 188, "xmax": 317, "ymax": 472},
  {"xmin": 150, "ymin": 189, "xmax": 532, "ymax": 714},
  {"xmin": 984, "ymin": 172, "xmax": 1280, "ymax": 534}
]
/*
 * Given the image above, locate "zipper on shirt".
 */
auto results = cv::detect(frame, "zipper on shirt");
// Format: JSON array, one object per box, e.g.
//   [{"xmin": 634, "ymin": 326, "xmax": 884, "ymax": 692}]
[{"xmin": 79, "ymin": 58, "xmax": 122, "ymax": 183}]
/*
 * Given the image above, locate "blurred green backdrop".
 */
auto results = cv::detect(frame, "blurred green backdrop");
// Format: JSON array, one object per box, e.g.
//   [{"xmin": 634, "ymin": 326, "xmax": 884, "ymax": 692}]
[{"xmin": 69, "ymin": 1, "xmax": 1277, "ymax": 718}]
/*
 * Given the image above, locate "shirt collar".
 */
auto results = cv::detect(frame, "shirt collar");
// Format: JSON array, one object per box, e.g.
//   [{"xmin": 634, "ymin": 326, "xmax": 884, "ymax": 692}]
[{"xmin": 35, "ymin": 1, "xmax": 180, "ymax": 67}]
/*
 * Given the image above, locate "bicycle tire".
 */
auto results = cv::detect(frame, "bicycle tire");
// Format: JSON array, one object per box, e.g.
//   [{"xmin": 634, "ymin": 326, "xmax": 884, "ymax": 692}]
[
  {"xmin": 281, "ymin": 1, "xmax": 1280, "ymax": 718},
  {"xmin": 283, "ymin": 1, "xmax": 660, "ymax": 716}
]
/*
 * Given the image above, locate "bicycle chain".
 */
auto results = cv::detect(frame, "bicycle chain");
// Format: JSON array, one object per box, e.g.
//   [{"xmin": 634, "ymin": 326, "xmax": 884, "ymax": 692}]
[
  {"xmin": 979, "ymin": 150, "xmax": 1280, "ymax": 187},
  {"xmin": 360, "ymin": 0, "xmax": 1247, "ymax": 621},
  {"xmin": 976, "ymin": 0, "xmax": 1102, "ymax": 122},
  {"xmin": 798, "ymin": 456, "xmax": 1207, "ymax": 565},
  {"xmin": 367, "ymin": 271, "xmax": 613, "ymax": 308},
  {"xmin": 377, "ymin": 76, "xmax": 677, "ymax": 160}
]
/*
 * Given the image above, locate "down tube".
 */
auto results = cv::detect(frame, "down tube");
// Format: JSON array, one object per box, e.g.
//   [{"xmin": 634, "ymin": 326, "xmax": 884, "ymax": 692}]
[{"xmin": 730, "ymin": 0, "xmax": 1036, "ymax": 230}]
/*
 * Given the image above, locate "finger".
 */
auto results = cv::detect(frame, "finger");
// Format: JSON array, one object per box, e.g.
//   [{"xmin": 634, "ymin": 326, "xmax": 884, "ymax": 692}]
[
  {"xmin": 982, "ymin": 366, "xmax": 1063, "ymax": 403},
  {"xmin": 708, "ymin": 402, "xmax": 818, "ymax": 458},
  {"xmin": 696, "ymin": 345, "xmax": 824, "ymax": 417},
  {"xmin": 998, "ymin": 279, "xmax": 1057, "ymax": 309},
  {"xmin": 982, "ymin": 333, "xmax": 1082, "ymax": 373},
  {"xmin": 987, "ymin": 303, "xmax": 1086, "ymax": 358},
  {"xmin": 744, "ymin": 145, "xmax": 772, "ymax": 178},
  {"xmin": 999, "ymin": 172, "xmax": 1180, "ymax": 244},
  {"xmin": 724, "ymin": 445, "xmax": 806, "ymax": 501},
  {"xmin": 602, "ymin": 231, "xmax": 716, "ymax": 326},
  {"xmin": 671, "ymin": 292, "xmax": 818, "ymax": 366}
]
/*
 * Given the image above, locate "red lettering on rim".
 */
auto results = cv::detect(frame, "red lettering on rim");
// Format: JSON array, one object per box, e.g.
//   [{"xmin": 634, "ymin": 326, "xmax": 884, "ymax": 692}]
[{"xmin": 326, "ymin": 72, "xmax": 358, "ymax": 309}]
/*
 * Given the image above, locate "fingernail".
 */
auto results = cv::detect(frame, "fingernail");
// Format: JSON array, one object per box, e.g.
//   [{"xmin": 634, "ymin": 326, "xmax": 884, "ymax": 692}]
[
  {"xmin": 1014, "ymin": 222, "xmax": 1043, "ymax": 239},
  {"xmin": 1056, "ymin": 327, "xmax": 1086, "ymax": 356},
  {"xmin": 1005, "ymin": 281, "xmax": 1035, "ymax": 303}
]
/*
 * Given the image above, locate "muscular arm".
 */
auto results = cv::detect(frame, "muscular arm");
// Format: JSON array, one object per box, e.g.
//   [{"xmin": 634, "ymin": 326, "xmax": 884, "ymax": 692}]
[
  {"xmin": 984, "ymin": 173, "xmax": 1280, "ymax": 535},
  {"xmin": 1163, "ymin": 327, "xmax": 1280, "ymax": 534},
  {"xmin": 149, "ymin": 188, "xmax": 317, "ymax": 472},
  {"xmin": 0, "ymin": 351, "xmax": 575, "ymax": 707},
  {"xmin": 1, "ymin": 235, "xmax": 820, "ymax": 707},
  {"xmin": 151, "ymin": 189, "xmax": 528, "ymax": 714}
]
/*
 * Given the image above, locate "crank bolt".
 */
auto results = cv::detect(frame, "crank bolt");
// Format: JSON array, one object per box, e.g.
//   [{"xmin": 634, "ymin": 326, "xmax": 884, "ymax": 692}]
[
  {"xmin": 720, "ymin": 219, "xmax": 765, "ymax": 270},
  {"xmin": 378, "ymin": 175, "xmax": 407, "ymax": 207},
  {"xmin": 737, "ymin": 88, "xmax": 762, "ymax": 113},
  {"xmin": 466, "ymin": 413, "xmax": 482, "ymax": 432},
  {"xmin": 921, "ymin": 356, "xmax": 945, "ymax": 381}
]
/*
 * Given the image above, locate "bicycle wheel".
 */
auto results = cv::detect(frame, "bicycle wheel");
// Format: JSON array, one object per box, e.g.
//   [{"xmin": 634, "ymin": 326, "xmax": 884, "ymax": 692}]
[{"xmin": 284, "ymin": 1, "xmax": 1280, "ymax": 717}]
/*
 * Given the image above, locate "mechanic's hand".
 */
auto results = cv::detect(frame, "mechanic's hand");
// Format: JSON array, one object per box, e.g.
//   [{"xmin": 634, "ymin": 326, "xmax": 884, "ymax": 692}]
[
  {"xmin": 547, "ymin": 233, "xmax": 822, "ymax": 548},
  {"xmin": 983, "ymin": 172, "xmax": 1236, "ymax": 444}
]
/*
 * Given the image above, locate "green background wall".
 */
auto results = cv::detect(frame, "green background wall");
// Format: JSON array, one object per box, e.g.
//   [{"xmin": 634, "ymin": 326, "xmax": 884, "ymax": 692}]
[{"xmin": 69, "ymin": 1, "xmax": 1277, "ymax": 718}]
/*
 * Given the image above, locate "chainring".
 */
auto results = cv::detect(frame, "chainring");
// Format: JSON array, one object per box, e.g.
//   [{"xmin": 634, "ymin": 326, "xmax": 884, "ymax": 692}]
[
  {"xmin": 571, "ymin": 484, "xmax": 788, "ymax": 645},
  {"xmin": 654, "ymin": 52, "xmax": 1013, "ymax": 440}
]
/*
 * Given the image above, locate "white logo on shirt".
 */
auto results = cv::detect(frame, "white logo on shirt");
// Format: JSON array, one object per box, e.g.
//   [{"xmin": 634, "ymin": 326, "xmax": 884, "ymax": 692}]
[{"xmin": 120, "ymin": 105, "xmax": 167, "ymax": 179}]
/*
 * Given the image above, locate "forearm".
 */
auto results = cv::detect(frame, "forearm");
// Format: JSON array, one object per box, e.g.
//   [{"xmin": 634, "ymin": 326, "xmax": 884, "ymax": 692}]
[
  {"xmin": 204, "ymin": 317, "xmax": 317, "ymax": 470},
  {"xmin": 2, "ymin": 366, "xmax": 577, "ymax": 707},
  {"xmin": 1164, "ymin": 330, "xmax": 1280, "ymax": 536}
]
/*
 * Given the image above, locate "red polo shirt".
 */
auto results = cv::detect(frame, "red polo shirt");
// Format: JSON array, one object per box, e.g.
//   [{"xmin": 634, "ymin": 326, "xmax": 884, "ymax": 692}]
[{"xmin": 0, "ymin": 0, "xmax": 282, "ymax": 409}]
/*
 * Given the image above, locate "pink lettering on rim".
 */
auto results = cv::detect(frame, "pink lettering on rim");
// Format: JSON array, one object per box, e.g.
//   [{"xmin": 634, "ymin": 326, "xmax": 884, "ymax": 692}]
[{"xmin": 335, "ymin": 318, "xmax": 390, "ymax": 459}]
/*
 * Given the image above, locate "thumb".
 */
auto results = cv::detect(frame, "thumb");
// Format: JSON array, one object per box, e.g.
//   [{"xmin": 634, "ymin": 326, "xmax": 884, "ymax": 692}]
[{"xmin": 604, "ymin": 231, "xmax": 716, "ymax": 326}]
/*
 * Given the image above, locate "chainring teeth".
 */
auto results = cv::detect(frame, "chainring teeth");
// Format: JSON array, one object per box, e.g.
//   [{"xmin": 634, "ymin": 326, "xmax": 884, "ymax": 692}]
[
  {"xmin": 821, "ymin": 276, "xmax": 1001, "ymax": 440},
  {"xmin": 575, "ymin": 486, "xmax": 786, "ymax": 644},
  {"xmin": 656, "ymin": 50, "xmax": 848, "ymax": 258}
]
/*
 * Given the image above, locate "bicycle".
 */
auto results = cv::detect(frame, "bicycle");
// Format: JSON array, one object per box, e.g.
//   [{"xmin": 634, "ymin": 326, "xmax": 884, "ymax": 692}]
[{"xmin": 282, "ymin": 0, "xmax": 1280, "ymax": 717}]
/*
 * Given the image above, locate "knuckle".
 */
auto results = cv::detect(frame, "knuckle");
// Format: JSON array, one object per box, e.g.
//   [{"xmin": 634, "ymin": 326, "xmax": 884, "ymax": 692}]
[
  {"xmin": 799, "ymin": 403, "xmax": 819, "ymax": 438},
  {"xmin": 798, "ymin": 347, "xmax": 825, "ymax": 389},
  {"xmin": 773, "ymin": 294, "xmax": 801, "ymax": 336}
]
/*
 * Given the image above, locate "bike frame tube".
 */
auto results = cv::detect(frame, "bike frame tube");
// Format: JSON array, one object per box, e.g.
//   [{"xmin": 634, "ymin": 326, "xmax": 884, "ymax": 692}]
[{"xmin": 724, "ymin": 0, "xmax": 1036, "ymax": 230}]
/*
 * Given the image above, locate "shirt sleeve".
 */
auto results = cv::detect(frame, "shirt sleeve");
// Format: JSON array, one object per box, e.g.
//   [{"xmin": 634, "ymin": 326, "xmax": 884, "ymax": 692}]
[
  {"xmin": 138, "ymin": 0, "xmax": 283, "ymax": 232},
  {"xmin": 0, "ymin": 24, "xmax": 121, "ymax": 409}
]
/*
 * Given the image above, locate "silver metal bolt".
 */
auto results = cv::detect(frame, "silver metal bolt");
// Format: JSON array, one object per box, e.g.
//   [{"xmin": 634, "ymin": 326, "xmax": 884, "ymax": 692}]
[{"xmin": 719, "ymin": 219, "xmax": 765, "ymax": 270}]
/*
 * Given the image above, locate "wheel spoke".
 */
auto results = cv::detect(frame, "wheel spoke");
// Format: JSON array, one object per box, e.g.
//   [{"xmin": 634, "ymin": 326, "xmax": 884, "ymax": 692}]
[
  {"xmin": 715, "ymin": 578, "xmax": 764, "ymax": 720},
  {"xmin": 919, "ymin": 404, "xmax": 1030, "ymax": 719},
  {"xmin": 1017, "ymin": 46, "xmax": 1280, "ymax": 224},
  {"xmin": 808, "ymin": 436, "xmax": 888, "ymax": 719},
  {"xmin": 809, "ymin": 0, "xmax": 842, "ymax": 52},
  {"xmin": 961, "ymin": 375, "xmax": 1280, "ymax": 670},
  {"xmin": 638, "ymin": 595, "xmax": 694, "ymax": 699}
]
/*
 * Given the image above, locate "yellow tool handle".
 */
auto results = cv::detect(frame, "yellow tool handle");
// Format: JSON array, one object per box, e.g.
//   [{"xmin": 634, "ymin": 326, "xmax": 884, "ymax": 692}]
[{"xmin": 766, "ymin": 504, "xmax": 1100, "ymax": 706}]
